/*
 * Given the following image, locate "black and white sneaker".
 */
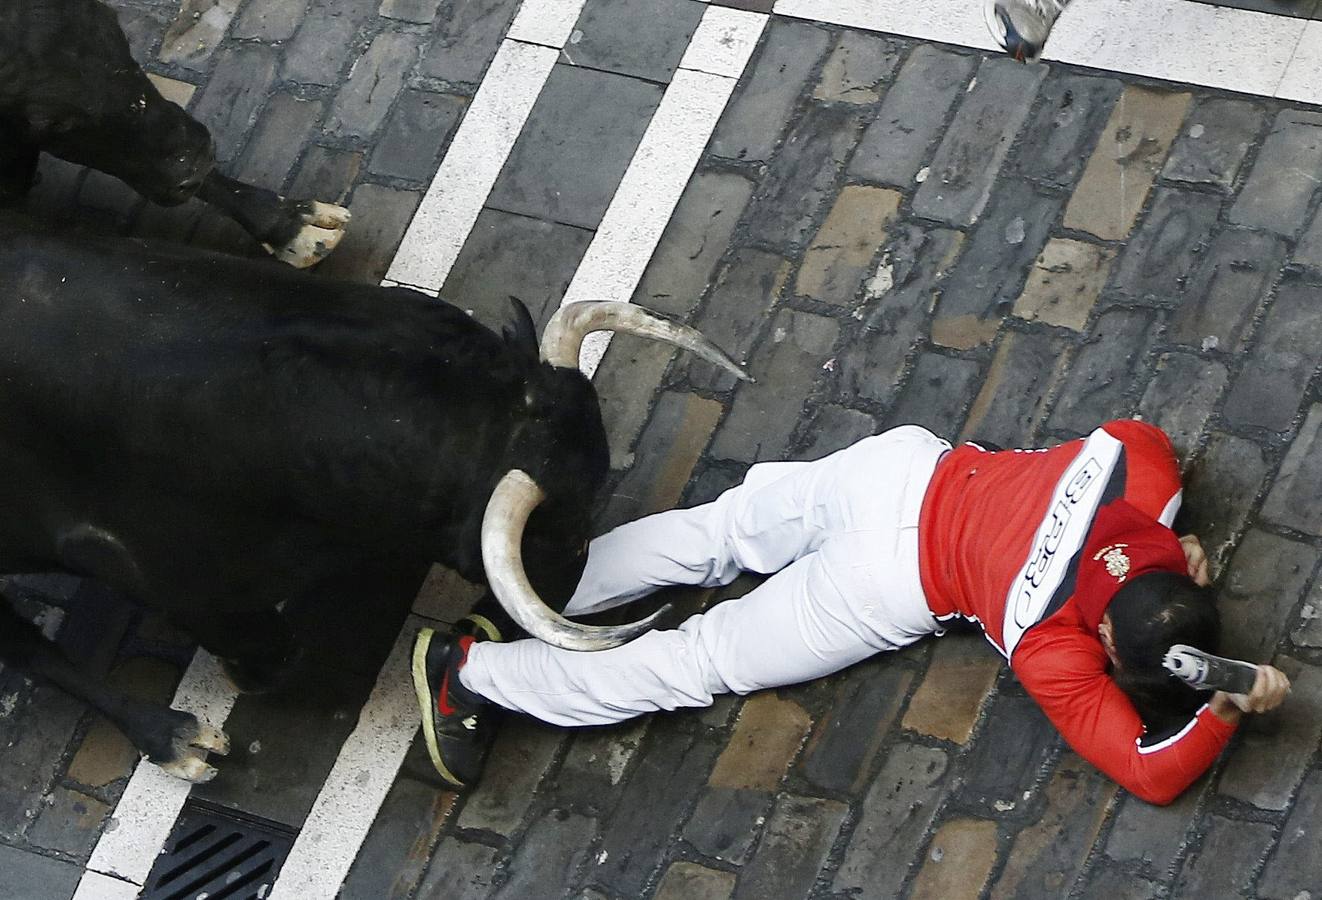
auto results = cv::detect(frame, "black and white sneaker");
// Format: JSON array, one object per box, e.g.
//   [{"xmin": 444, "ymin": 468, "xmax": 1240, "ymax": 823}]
[
  {"xmin": 411, "ymin": 626, "xmax": 498, "ymax": 789},
  {"xmin": 985, "ymin": 0, "xmax": 1071, "ymax": 62}
]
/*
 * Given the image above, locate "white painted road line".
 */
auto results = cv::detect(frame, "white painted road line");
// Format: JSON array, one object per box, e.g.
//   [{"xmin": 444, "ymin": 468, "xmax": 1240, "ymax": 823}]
[
  {"xmin": 385, "ymin": 39, "xmax": 559, "ymax": 293},
  {"xmin": 71, "ymin": 870, "xmax": 140, "ymax": 900},
  {"xmin": 81, "ymin": 652, "xmax": 238, "ymax": 888},
  {"xmin": 774, "ymin": 0, "xmax": 1322, "ymax": 106},
  {"xmin": 266, "ymin": 617, "xmax": 426, "ymax": 900},
  {"xmin": 565, "ymin": 6, "xmax": 768, "ymax": 379}
]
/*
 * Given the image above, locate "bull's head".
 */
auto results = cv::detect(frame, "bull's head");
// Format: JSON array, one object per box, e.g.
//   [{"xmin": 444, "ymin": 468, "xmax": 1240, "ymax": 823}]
[{"xmin": 482, "ymin": 302, "xmax": 750, "ymax": 651}]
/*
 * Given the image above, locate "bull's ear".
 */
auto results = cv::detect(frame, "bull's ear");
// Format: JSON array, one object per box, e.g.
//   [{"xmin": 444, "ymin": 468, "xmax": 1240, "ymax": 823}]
[{"xmin": 502, "ymin": 296, "xmax": 539, "ymax": 361}]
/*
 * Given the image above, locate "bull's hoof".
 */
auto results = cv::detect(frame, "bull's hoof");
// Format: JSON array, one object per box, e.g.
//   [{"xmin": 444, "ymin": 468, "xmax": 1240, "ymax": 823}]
[
  {"xmin": 153, "ymin": 714, "xmax": 230, "ymax": 783},
  {"xmin": 263, "ymin": 201, "xmax": 351, "ymax": 269}
]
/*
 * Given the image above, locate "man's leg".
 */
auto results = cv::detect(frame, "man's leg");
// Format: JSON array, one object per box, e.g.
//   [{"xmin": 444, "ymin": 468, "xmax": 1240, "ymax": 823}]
[{"xmin": 465, "ymin": 525, "xmax": 933, "ymax": 726}]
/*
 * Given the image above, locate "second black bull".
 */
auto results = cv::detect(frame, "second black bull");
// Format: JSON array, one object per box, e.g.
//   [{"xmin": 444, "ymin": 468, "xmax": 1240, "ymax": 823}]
[
  {"xmin": 0, "ymin": 219, "xmax": 748, "ymax": 781},
  {"xmin": 0, "ymin": 0, "xmax": 349, "ymax": 267}
]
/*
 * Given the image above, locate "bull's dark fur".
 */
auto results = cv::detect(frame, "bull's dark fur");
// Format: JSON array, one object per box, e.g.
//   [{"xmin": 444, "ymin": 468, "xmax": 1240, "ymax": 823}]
[
  {"xmin": 0, "ymin": 219, "xmax": 603, "ymax": 768},
  {"xmin": 0, "ymin": 0, "xmax": 340, "ymax": 257}
]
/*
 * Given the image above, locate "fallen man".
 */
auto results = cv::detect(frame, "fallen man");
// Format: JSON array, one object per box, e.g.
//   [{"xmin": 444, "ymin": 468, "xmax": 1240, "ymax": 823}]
[{"xmin": 413, "ymin": 419, "xmax": 1290, "ymax": 803}]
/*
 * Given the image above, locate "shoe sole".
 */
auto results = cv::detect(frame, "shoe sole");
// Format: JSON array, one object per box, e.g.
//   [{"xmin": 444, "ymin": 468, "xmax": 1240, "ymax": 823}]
[{"xmin": 411, "ymin": 627, "xmax": 466, "ymax": 789}]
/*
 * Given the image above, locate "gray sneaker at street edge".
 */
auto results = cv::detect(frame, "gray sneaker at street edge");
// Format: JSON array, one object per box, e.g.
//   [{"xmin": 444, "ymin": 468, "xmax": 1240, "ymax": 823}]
[{"xmin": 984, "ymin": 0, "xmax": 1072, "ymax": 62}]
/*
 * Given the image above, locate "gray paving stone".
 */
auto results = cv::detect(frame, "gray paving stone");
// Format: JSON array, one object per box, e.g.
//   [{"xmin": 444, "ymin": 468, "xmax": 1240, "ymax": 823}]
[
  {"xmin": 1296, "ymin": 574, "xmax": 1322, "ymax": 648},
  {"xmin": 552, "ymin": 719, "xmax": 650, "ymax": 813},
  {"xmin": 591, "ymin": 724, "xmax": 724, "ymax": 897},
  {"xmin": 415, "ymin": 837, "xmax": 500, "ymax": 900},
  {"xmin": 955, "ymin": 689, "xmax": 1058, "ymax": 818},
  {"xmin": 1046, "ymin": 307, "xmax": 1157, "ymax": 436},
  {"xmin": 492, "ymin": 808, "xmax": 597, "ymax": 899},
  {"xmin": 190, "ymin": 43, "xmax": 280, "ymax": 163},
  {"xmin": 708, "ymin": 309, "xmax": 839, "ymax": 463},
  {"xmin": 1103, "ymin": 780, "xmax": 1204, "ymax": 873},
  {"xmin": 283, "ymin": 0, "xmax": 380, "ymax": 88},
  {"xmin": 1011, "ymin": 73, "xmax": 1121, "ymax": 189},
  {"xmin": 743, "ymin": 104, "xmax": 867, "ymax": 252},
  {"xmin": 1172, "ymin": 814, "xmax": 1275, "ymax": 897},
  {"xmin": 653, "ymin": 861, "xmax": 737, "ymax": 900},
  {"xmin": 1107, "ymin": 187, "xmax": 1221, "ymax": 304},
  {"xmin": 1293, "ymin": 207, "xmax": 1322, "ymax": 274},
  {"xmin": 339, "ymin": 776, "xmax": 451, "ymax": 899},
  {"xmin": 380, "ymin": 0, "xmax": 444, "ymax": 24},
  {"xmin": 232, "ymin": 0, "xmax": 307, "ymax": 41},
  {"xmin": 488, "ymin": 64, "xmax": 662, "ymax": 229},
  {"xmin": 733, "ymin": 795, "xmax": 847, "ymax": 900},
  {"xmin": 682, "ymin": 786, "xmax": 772, "ymax": 864},
  {"xmin": 960, "ymin": 330, "xmax": 1066, "ymax": 447},
  {"xmin": 418, "ymin": 0, "xmax": 520, "ymax": 85},
  {"xmin": 848, "ymin": 45, "xmax": 976, "ymax": 188},
  {"xmin": 457, "ymin": 717, "xmax": 562, "ymax": 836},
  {"xmin": 1076, "ymin": 864, "xmax": 1162, "ymax": 900},
  {"xmin": 833, "ymin": 742, "xmax": 949, "ymax": 896},
  {"xmin": 1161, "ymin": 96, "xmax": 1264, "ymax": 189},
  {"xmin": 0, "ymin": 685, "xmax": 84, "ymax": 840},
  {"xmin": 987, "ymin": 754, "xmax": 1115, "ymax": 900},
  {"xmin": 314, "ymin": 183, "xmax": 421, "ymax": 284},
  {"xmin": 1222, "ymin": 281, "xmax": 1322, "ymax": 431},
  {"xmin": 1256, "ymin": 769, "xmax": 1322, "ymax": 899},
  {"xmin": 1228, "ymin": 110, "xmax": 1322, "ymax": 236},
  {"xmin": 798, "ymin": 658, "xmax": 912, "ymax": 794},
  {"xmin": 561, "ymin": 0, "xmax": 705, "ymax": 83},
  {"xmin": 839, "ymin": 226, "xmax": 962, "ymax": 407},
  {"xmin": 24, "ymin": 786, "xmax": 110, "ymax": 862},
  {"xmin": 440, "ymin": 207, "xmax": 593, "ymax": 329},
  {"xmin": 289, "ymin": 145, "xmax": 364, "ymax": 205},
  {"xmin": 1262, "ymin": 404, "xmax": 1322, "ymax": 534},
  {"xmin": 368, "ymin": 89, "xmax": 466, "ymax": 182},
  {"xmin": 1168, "ymin": 229, "xmax": 1288, "ymax": 353},
  {"xmin": 886, "ymin": 353, "xmax": 983, "ymax": 437},
  {"xmin": 1136, "ymin": 353, "xmax": 1228, "ymax": 462},
  {"xmin": 237, "ymin": 93, "xmax": 325, "ymax": 192},
  {"xmin": 1220, "ymin": 529, "xmax": 1317, "ymax": 661},
  {"xmin": 797, "ymin": 405, "xmax": 878, "ymax": 460},
  {"xmin": 683, "ymin": 248, "xmax": 788, "ymax": 394},
  {"xmin": 159, "ymin": 0, "xmax": 239, "ymax": 71},
  {"xmin": 0, "ymin": 844, "xmax": 80, "ymax": 900},
  {"xmin": 631, "ymin": 171, "xmax": 756, "ymax": 318},
  {"xmin": 1218, "ymin": 658, "xmax": 1322, "ymax": 810},
  {"xmin": 327, "ymin": 32, "xmax": 425, "ymax": 141},
  {"xmin": 1180, "ymin": 433, "xmax": 1271, "ymax": 568},
  {"xmin": 709, "ymin": 20, "xmax": 831, "ymax": 162},
  {"xmin": 911, "ymin": 58, "xmax": 1047, "ymax": 226},
  {"xmin": 108, "ymin": 2, "xmax": 172, "ymax": 61},
  {"xmin": 931, "ymin": 179, "xmax": 1064, "ymax": 347},
  {"xmin": 813, "ymin": 31, "xmax": 903, "ymax": 104}
]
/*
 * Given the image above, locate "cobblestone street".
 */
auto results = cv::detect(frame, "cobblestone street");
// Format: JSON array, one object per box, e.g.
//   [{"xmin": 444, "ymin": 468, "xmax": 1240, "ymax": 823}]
[{"xmin": 2, "ymin": 0, "xmax": 1322, "ymax": 898}]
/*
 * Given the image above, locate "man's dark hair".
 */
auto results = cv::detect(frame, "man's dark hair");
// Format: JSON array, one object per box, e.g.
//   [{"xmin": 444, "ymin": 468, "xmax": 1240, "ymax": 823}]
[{"xmin": 1107, "ymin": 571, "xmax": 1220, "ymax": 741}]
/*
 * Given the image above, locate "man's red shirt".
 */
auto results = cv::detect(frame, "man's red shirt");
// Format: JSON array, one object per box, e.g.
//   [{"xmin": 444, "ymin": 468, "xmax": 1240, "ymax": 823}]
[{"xmin": 918, "ymin": 419, "xmax": 1235, "ymax": 804}]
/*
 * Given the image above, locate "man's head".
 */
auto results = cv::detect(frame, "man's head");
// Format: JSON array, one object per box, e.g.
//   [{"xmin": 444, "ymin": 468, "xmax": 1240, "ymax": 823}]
[{"xmin": 1099, "ymin": 571, "xmax": 1220, "ymax": 737}]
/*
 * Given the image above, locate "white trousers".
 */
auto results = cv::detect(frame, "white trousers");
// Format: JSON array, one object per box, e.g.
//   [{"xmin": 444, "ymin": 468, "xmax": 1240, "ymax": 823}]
[{"xmin": 461, "ymin": 425, "xmax": 951, "ymax": 726}]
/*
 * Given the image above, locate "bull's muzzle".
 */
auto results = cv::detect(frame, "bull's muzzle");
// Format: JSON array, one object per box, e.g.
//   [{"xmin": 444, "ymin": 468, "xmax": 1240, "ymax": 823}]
[{"xmin": 481, "ymin": 301, "xmax": 751, "ymax": 651}]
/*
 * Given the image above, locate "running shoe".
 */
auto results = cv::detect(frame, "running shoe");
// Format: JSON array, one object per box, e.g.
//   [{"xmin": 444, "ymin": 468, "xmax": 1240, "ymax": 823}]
[
  {"xmin": 985, "ymin": 0, "xmax": 1071, "ymax": 62},
  {"xmin": 412, "ymin": 626, "xmax": 498, "ymax": 789}
]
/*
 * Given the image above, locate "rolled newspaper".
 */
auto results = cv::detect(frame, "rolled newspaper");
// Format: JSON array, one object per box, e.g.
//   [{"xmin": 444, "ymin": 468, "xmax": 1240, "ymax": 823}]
[{"xmin": 1163, "ymin": 644, "xmax": 1259, "ymax": 694}]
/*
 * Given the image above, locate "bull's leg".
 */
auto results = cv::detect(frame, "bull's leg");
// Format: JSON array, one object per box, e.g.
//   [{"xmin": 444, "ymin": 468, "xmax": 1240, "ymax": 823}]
[
  {"xmin": 196, "ymin": 171, "xmax": 350, "ymax": 269},
  {"xmin": 170, "ymin": 606, "xmax": 299, "ymax": 694},
  {"xmin": 0, "ymin": 596, "xmax": 229, "ymax": 781},
  {"xmin": 0, "ymin": 122, "xmax": 39, "ymax": 205}
]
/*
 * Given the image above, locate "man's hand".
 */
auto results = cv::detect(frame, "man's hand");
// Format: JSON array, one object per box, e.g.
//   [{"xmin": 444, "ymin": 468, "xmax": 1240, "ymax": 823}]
[
  {"xmin": 1210, "ymin": 665, "xmax": 1291, "ymax": 723},
  {"xmin": 1179, "ymin": 534, "xmax": 1211, "ymax": 587}
]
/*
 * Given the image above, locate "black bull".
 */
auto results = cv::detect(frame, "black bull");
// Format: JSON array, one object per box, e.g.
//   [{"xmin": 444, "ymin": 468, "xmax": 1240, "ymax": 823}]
[
  {"xmin": 0, "ymin": 219, "xmax": 747, "ymax": 781},
  {"xmin": 0, "ymin": 0, "xmax": 349, "ymax": 268}
]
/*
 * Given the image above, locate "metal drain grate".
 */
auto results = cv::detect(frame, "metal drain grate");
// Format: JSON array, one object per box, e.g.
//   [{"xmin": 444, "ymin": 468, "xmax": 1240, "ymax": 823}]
[{"xmin": 140, "ymin": 800, "xmax": 297, "ymax": 900}]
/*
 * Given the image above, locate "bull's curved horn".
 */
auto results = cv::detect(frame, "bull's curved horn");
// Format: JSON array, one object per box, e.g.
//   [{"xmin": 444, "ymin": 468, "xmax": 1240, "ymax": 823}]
[
  {"xmin": 481, "ymin": 469, "xmax": 670, "ymax": 651},
  {"xmin": 540, "ymin": 301, "xmax": 753, "ymax": 382}
]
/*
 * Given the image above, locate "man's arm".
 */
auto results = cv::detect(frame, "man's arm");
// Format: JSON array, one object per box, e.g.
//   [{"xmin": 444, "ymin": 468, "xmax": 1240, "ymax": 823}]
[{"xmin": 1208, "ymin": 664, "xmax": 1292, "ymax": 723}]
